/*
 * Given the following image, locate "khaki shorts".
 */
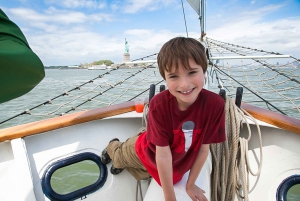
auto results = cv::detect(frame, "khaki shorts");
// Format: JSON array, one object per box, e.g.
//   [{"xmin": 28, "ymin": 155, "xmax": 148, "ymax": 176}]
[{"xmin": 107, "ymin": 133, "xmax": 150, "ymax": 180}]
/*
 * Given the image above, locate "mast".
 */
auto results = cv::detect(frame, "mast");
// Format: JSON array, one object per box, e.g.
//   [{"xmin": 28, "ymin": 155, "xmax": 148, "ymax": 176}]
[{"xmin": 186, "ymin": 0, "xmax": 206, "ymax": 40}]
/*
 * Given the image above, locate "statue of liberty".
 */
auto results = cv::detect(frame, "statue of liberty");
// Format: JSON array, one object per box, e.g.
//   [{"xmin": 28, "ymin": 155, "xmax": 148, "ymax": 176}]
[{"xmin": 125, "ymin": 38, "xmax": 129, "ymax": 53}]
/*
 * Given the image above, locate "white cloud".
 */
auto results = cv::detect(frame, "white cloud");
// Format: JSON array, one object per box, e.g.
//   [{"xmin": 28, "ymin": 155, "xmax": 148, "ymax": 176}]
[
  {"xmin": 9, "ymin": 7, "xmax": 113, "ymax": 33},
  {"xmin": 122, "ymin": 0, "xmax": 176, "ymax": 13},
  {"xmin": 10, "ymin": 8, "xmax": 48, "ymax": 22},
  {"xmin": 4, "ymin": 2, "xmax": 299, "ymax": 67},
  {"xmin": 28, "ymin": 29, "xmax": 186, "ymax": 66},
  {"xmin": 5, "ymin": 8, "xmax": 120, "ymax": 65},
  {"xmin": 45, "ymin": 8, "xmax": 88, "ymax": 24},
  {"xmin": 46, "ymin": 0, "xmax": 107, "ymax": 9},
  {"xmin": 207, "ymin": 5, "xmax": 300, "ymax": 58},
  {"xmin": 8, "ymin": 6, "xmax": 189, "ymax": 66},
  {"xmin": 124, "ymin": 29, "xmax": 152, "ymax": 36},
  {"xmin": 29, "ymin": 30, "xmax": 121, "ymax": 65}
]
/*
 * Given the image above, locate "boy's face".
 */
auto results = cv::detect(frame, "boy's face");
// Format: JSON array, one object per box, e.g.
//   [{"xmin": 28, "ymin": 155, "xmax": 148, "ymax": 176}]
[{"xmin": 165, "ymin": 59, "xmax": 205, "ymax": 111}]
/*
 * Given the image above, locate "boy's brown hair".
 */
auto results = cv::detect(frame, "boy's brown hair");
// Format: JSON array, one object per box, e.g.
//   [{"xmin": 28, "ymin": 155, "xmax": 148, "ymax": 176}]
[{"xmin": 157, "ymin": 37, "xmax": 207, "ymax": 79}]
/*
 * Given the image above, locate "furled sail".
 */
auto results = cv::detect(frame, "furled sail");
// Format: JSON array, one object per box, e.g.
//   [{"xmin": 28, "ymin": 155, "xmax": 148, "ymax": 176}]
[{"xmin": 186, "ymin": 0, "xmax": 200, "ymax": 15}]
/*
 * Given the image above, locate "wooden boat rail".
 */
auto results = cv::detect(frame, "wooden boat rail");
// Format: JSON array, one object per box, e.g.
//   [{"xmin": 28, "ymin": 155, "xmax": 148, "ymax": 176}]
[
  {"xmin": 0, "ymin": 101, "xmax": 299, "ymax": 143},
  {"xmin": 241, "ymin": 102, "xmax": 300, "ymax": 135}
]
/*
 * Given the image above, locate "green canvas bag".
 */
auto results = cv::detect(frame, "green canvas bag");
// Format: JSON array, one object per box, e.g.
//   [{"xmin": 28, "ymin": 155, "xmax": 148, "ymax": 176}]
[{"xmin": 0, "ymin": 9, "xmax": 45, "ymax": 104}]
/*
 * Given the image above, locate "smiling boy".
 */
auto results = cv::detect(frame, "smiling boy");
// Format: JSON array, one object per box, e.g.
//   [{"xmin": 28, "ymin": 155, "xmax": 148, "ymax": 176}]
[{"xmin": 101, "ymin": 37, "xmax": 226, "ymax": 201}]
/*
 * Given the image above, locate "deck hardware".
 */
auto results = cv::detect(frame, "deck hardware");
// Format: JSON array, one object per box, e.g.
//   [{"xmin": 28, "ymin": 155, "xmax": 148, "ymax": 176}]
[
  {"xmin": 235, "ymin": 87, "xmax": 243, "ymax": 108},
  {"xmin": 219, "ymin": 89, "xmax": 226, "ymax": 101},
  {"xmin": 149, "ymin": 84, "xmax": 156, "ymax": 102},
  {"xmin": 159, "ymin": 85, "xmax": 165, "ymax": 92}
]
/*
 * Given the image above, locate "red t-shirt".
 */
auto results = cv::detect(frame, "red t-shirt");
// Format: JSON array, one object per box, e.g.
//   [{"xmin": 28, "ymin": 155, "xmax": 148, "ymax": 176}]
[{"xmin": 135, "ymin": 89, "xmax": 226, "ymax": 185}]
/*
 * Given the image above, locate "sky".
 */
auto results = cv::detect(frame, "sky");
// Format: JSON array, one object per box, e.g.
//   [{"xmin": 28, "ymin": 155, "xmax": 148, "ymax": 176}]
[{"xmin": 1, "ymin": 0, "xmax": 300, "ymax": 66}]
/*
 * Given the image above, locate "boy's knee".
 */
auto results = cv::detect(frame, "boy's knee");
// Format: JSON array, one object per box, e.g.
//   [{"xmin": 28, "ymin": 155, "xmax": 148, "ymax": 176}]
[{"xmin": 107, "ymin": 141, "xmax": 121, "ymax": 157}]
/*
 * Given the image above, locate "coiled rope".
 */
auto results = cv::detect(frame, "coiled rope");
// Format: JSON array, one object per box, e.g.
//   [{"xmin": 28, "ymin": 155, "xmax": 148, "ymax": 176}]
[{"xmin": 210, "ymin": 96, "xmax": 263, "ymax": 201}]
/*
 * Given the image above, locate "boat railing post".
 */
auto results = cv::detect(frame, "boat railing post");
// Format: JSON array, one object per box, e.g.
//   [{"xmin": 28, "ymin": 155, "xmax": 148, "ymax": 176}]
[
  {"xmin": 159, "ymin": 85, "xmax": 165, "ymax": 92},
  {"xmin": 149, "ymin": 84, "xmax": 156, "ymax": 103},
  {"xmin": 235, "ymin": 87, "xmax": 243, "ymax": 108},
  {"xmin": 219, "ymin": 89, "xmax": 226, "ymax": 101}
]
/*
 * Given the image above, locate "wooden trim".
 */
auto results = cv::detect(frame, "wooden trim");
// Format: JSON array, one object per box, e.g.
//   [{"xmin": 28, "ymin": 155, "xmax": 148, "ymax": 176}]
[
  {"xmin": 0, "ymin": 101, "xmax": 136, "ymax": 142},
  {"xmin": 0, "ymin": 101, "xmax": 299, "ymax": 143},
  {"xmin": 241, "ymin": 102, "xmax": 300, "ymax": 135}
]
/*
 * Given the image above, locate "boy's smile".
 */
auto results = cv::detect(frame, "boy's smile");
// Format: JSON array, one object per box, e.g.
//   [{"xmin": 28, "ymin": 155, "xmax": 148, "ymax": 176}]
[
  {"xmin": 179, "ymin": 88, "xmax": 194, "ymax": 95},
  {"xmin": 165, "ymin": 59, "xmax": 205, "ymax": 111}
]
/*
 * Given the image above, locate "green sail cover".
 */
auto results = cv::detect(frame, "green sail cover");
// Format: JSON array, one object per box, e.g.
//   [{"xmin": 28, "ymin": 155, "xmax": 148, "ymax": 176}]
[{"xmin": 0, "ymin": 9, "xmax": 45, "ymax": 104}]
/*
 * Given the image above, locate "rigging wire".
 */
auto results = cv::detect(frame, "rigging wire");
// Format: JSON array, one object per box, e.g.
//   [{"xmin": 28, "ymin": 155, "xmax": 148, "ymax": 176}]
[
  {"xmin": 1, "ymin": 37, "xmax": 299, "ymax": 127},
  {"xmin": 181, "ymin": 0, "xmax": 189, "ymax": 37},
  {"xmin": 205, "ymin": 37, "xmax": 300, "ymax": 116},
  {"xmin": 208, "ymin": 38, "xmax": 300, "ymax": 85},
  {"xmin": 212, "ymin": 64, "xmax": 286, "ymax": 115}
]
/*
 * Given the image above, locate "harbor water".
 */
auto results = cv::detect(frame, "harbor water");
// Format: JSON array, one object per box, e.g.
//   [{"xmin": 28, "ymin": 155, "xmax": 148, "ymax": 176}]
[
  {"xmin": 0, "ymin": 68, "xmax": 163, "ymax": 129},
  {"xmin": 1, "ymin": 67, "xmax": 299, "ymax": 130}
]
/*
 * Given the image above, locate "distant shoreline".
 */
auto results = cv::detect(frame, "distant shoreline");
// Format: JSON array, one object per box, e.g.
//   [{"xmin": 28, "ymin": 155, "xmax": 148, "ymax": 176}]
[
  {"xmin": 44, "ymin": 66, "xmax": 102, "ymax": 69},
  {"xmin": 44, "ymin": 66, "xmax": 155, "ymax": 70}
]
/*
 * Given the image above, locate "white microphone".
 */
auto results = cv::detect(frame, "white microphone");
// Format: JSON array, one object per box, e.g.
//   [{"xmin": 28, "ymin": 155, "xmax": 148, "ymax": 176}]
[{"xmin": 182, "ymin": 121, "xmax": 195, "ymax": 152}]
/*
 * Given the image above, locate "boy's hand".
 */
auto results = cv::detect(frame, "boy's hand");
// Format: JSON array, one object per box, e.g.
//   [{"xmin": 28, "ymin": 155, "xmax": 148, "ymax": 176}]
[{"xmin": 186, "ymin": 184, "xmax": 207, "ymax": 201}]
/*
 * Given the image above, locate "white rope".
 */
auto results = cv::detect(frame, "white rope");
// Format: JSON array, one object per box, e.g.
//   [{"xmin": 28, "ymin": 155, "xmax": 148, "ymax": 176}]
[{"xmin": 210, "ymin": 96, "xmax": 263, "ymax": 201}]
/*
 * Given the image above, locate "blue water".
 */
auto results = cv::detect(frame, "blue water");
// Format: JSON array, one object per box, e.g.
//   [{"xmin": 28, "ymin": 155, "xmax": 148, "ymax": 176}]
[
  {"xmin": 0, "ymin": 68, "xmax": 164, "ymax": 129},
  {"xmin": 1, "ymin": 67, "xmax": 299, "ymax": 130}
]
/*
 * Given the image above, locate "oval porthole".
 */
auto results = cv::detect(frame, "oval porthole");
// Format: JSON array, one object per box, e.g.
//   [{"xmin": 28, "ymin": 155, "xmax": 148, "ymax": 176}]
[
  {"xmin": 41, "ymin": 152, "xmax": 107, "ymax": 201},
  {"xmin": 276, "ymin": 175, "xmax": 300, "ymax": 201},
  {"xmin": 287, "ymin": 184, "xmax": 300, "ymax": 201}
]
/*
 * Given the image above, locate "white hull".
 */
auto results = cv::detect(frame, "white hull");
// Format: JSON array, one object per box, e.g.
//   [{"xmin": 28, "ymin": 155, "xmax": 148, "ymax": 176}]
[
  {"xmin": 239, "ymin": 121, "xmax": 300, "ymax": 200},
  {"xmin": 0, "ymin": 101, "xmax": 300, "ymax": 201}
]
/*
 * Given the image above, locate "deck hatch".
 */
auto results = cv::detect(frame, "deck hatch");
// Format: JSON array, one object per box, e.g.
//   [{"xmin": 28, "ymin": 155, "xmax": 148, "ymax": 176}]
[{"xmin": 41, "ymin": 152, "xmax": 107, "ymax": 201}]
